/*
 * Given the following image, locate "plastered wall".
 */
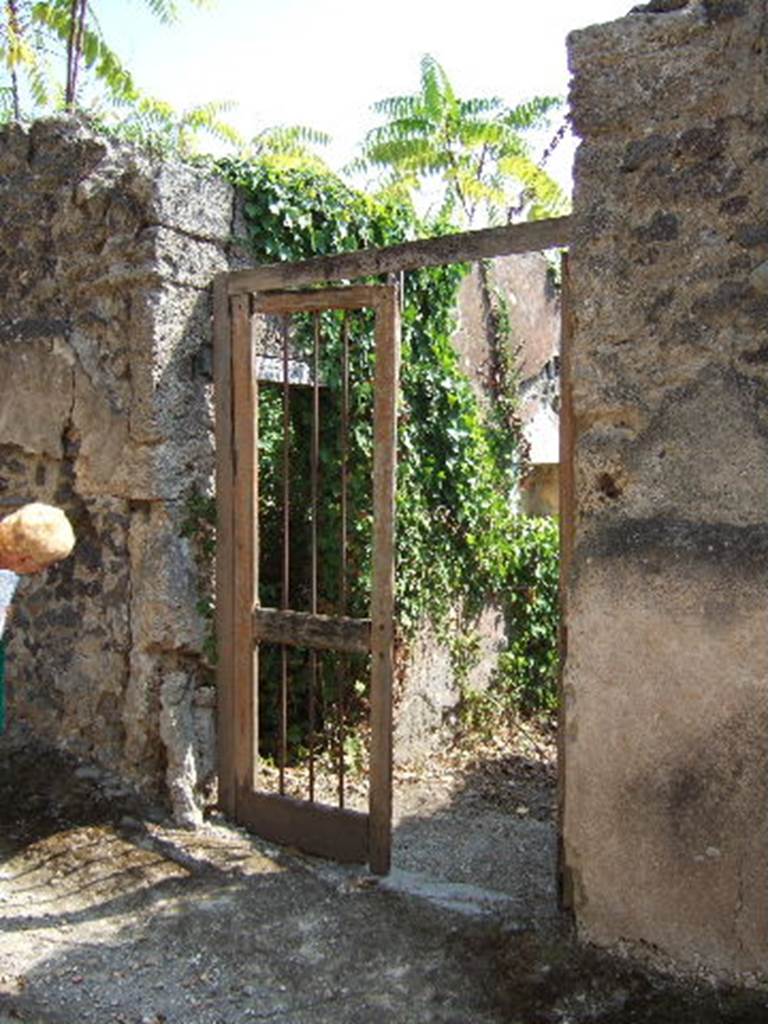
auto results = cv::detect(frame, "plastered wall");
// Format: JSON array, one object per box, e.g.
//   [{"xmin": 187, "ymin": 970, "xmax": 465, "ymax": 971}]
[{"xmin": 564, "ymin": 0, "xmax": 768, "ymax": 979}]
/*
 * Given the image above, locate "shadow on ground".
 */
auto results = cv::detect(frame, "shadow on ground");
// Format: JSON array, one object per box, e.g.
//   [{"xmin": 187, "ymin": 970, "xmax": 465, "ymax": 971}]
[
  {"xmin": 390, "ymin": 746, "xmax": 558, "ymax": 920},
  {"xmin": 0, "ymin": 738, "xmax": 766, "ymax": 1023}
]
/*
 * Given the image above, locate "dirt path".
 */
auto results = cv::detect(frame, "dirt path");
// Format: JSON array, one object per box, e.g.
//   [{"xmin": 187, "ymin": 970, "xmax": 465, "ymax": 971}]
[{"xmin": 0, "ymin": 732, "xmax": 766, "ymax": 1024}]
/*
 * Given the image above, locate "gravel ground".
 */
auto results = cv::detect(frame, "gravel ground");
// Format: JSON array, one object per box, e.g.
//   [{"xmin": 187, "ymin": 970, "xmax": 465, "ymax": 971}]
[
  {"xmin": 0, "ymin": 729, "xmax": 767, "ymax": 1024},
  {"xmin": 391, "ymin": 725, "xmax": 558, "ymax": 919}
]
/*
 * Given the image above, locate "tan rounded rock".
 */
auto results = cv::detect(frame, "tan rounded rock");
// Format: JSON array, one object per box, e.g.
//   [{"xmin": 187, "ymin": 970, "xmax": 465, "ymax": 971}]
[{"xmin": 0, "ymin": 502, "xmax": 75, "ymax": 566}]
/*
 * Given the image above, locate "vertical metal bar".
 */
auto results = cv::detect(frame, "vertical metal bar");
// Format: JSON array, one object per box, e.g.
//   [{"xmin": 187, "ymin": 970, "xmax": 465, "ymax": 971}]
[
  {"xmin": 338, "ymin": 315, "xmax": 350, "ymax": 809},
  {"xmin": 308, "ymin": 313, "xmax": 320, "ymax": 803},
  {"xmin": 340, "ymin": 316, "xmax": 350, "ymax": 614},
  {"xmin": 368, "ymin": 286, "xmax": 400, "ymax": 875},
  {"xmin": 280, "ymin": 315, "xmax": 290, "ymax": 795}
]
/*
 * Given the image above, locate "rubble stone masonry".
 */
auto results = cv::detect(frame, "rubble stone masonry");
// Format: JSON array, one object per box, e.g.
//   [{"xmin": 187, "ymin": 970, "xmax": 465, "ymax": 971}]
[{"xmin": 0, "ymin": 119, "xmax": 236, "ymax": 825}]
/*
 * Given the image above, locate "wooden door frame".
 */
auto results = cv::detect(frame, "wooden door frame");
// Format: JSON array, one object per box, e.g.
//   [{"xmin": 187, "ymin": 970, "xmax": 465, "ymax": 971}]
[{"xmin": 214, "ymin": 213, "xmax": 573, "ymax": 877}]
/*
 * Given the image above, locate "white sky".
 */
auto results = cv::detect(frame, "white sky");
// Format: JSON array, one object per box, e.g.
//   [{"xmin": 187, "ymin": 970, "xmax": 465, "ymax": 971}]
[{"xmin": 98, "ymin": 0, "xmax": 633, "ymax": 189}]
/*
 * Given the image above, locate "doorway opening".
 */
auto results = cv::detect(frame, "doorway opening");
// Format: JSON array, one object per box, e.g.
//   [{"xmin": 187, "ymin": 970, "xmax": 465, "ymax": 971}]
[{"xmin": 214, "ymin": 215, "xmax": 573, "ymax": 905}]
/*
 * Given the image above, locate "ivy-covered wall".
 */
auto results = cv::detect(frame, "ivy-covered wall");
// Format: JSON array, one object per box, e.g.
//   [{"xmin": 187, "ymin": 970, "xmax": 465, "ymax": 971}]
[{"xmin": 219, "ymin": 157, "xmax": 562, "ymax": 754}]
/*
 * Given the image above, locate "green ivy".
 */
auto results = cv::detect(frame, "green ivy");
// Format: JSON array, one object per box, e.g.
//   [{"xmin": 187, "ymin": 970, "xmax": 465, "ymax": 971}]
[
  {"xmin": 498, "ymin": 516, "xmax": 560, "ymax": 714},
  {"xmin": 218, "ymin": 159, "xmax": 514, "ymax": 620},
  {"xmin": 457, "ymin": 518, "xmax": 559, "ymax": 733}
]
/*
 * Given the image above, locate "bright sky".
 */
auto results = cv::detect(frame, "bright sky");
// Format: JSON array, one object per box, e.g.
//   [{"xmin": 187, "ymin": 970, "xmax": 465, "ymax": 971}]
[{"xmin": 99, "ymin": 0, "xmax": 633, "ymax": 189}]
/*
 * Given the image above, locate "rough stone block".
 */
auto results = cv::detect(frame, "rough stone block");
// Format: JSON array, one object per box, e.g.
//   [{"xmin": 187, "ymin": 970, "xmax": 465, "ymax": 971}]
[
  {"xmin": 0, "ymin": 335, "xmax": 73, "ymax": 458},
  {"xmin": 129, "ymin": 502, "xmax": 207, "ymax": 652},
  {"xmin": 151, "ymin": 162, "xmax": 234, "ymax": 241}
]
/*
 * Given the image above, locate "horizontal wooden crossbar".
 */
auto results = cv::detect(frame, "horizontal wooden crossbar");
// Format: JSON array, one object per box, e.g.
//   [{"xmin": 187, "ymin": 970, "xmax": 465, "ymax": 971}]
[
  {"xmin": 237, "ymin": 788, "xmax": 368, "ymax": 863},
  {"xmin": 252, "ymin": 607, "xmax": 372, "ymax": 654},
  {"xmin": 226, "ymin": 215, "xmax": 572, "ymax": 294}
]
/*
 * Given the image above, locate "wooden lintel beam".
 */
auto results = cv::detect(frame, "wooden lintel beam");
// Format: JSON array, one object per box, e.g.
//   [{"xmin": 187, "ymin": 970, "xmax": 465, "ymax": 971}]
[
  {"xmin": 226, "ymin": 215, "xmax": 572, "ymax": 294},
  {"xmin": 252, "ymin": 607, "xmax": 372, "ymax": 655}
]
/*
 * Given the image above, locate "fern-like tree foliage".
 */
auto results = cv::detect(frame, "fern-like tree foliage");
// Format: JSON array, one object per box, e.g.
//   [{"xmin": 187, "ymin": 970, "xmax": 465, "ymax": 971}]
[
  {"xmin": 0, "ymin": 0, "xmax": 210, "ymax": 121},
  {"xmin": 108, "ymin": 95, "xmax": 242, "ymax": 157},
  {"xmin": 242, "ymin": 124, "xmax": 332, "ymax": 172},
  {"xmin": 356, "ymin": 54, "xmax": 568, "ymax": 225},
  {"xmin": 2, "ymin": 1, "xmax": 49, "ymax": 118}
]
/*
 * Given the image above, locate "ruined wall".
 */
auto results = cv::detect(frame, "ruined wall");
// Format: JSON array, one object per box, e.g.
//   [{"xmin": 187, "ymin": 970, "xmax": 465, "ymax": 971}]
[
  {"xmin": 0, "ymin": 118, "xmax": 236, "ymax": 825},
  {"xmin": 565, "ymin": 0, "xmax": 768, "ymax": 979}
]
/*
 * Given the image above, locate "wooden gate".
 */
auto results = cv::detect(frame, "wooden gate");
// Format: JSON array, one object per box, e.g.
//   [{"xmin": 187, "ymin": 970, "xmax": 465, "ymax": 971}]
[
  {"xmin": 213, "ymin": 214, "xmax": 572, "ymax": 877},
  {"xmin": 214, "ymin": 281, "xmax": 400, "ymax": 875}
]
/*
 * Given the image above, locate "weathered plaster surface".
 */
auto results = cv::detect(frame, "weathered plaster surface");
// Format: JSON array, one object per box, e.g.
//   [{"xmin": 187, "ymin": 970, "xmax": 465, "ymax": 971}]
[
  {"xmin": 565, "ymin": 0, "xmax": 768, "ymax": 978},
  {"xmin": 0, "ymin": 118, "xmax": 235, "ymax": 824}
]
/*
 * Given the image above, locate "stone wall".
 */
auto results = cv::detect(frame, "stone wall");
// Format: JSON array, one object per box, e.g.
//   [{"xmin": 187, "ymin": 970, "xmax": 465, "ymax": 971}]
[
  {"xmin": 0, "ymin": 118, "xmax": 236, "ymax": 825},
  {"xmin": 564, "ymin": 0, "xmax": 768, "ymax": 979}
]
